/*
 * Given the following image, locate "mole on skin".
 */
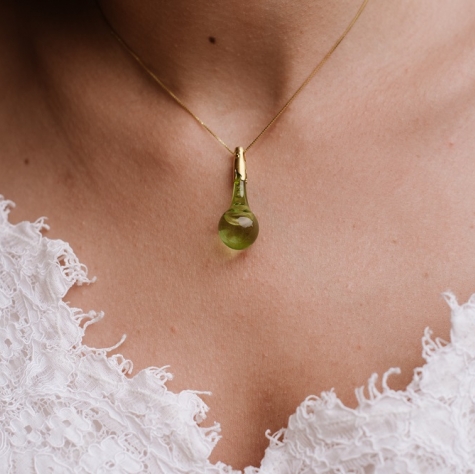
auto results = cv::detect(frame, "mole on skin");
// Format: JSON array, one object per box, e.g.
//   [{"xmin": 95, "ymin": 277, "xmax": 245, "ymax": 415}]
[{"xmin": 208, "ymin": 36, "xmax": 216, "ymax": 44}]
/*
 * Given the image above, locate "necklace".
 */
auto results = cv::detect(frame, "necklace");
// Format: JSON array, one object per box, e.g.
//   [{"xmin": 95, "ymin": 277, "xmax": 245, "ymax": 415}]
[{"xmin": 96, "ymin": 0, "xmax": 370, "ymax": 250}]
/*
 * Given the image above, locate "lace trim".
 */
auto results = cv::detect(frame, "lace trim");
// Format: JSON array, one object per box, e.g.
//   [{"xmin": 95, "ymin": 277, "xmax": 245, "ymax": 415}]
[{"xmin": 0, "ymin": 197, "xmax": 227, "ymax": 473}]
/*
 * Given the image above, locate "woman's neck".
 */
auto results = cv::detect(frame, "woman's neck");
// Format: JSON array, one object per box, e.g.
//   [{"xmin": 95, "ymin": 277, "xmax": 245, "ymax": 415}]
[{"xmin": 96, "ymin": 0, "xmax": 369, "ymax": 110}]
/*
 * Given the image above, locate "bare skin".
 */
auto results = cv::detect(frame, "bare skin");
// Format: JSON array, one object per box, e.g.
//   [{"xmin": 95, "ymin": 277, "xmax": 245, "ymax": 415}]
[{"xmin": 1, "ymin": 0, "xmax": 475, "ymax": 469}]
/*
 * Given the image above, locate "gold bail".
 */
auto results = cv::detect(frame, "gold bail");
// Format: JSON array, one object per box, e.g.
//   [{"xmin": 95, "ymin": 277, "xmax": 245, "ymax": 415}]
[{"xmin": 233, "ymin": 147, "xmax": 247, "ymax": 182}]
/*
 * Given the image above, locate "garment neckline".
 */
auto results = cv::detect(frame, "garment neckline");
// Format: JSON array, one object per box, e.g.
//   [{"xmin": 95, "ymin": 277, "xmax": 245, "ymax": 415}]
[{"xmin": 1, "ymin": 195, "xmax": 471, "ymax": 473}]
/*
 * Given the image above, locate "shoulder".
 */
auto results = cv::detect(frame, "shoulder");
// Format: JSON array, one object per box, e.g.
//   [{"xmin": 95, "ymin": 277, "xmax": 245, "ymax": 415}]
[
  {"xmin": 416, "ymin": 1, "xmax": 475, "ymax": 108},
  {"xmin": 0, "ymin": 0, "xmax": 96, "ymax": 114},
  {"xmin": 396, "ymin": 0, "xmax": 475, "ymax": 164},
  {"xmin": 0, "ymin": 0, "xmax": 98, "ymax": 222},
  {"xmin": 0, "ymin": 1, "xmax": 38, "ymax": 207},
  {"xmin": 0, "ymin": 1, "xmax": 34, "ymax": 105},
  {"xmin": 427, "ymin": 3, "xmax": 475, "ymax": 158}
]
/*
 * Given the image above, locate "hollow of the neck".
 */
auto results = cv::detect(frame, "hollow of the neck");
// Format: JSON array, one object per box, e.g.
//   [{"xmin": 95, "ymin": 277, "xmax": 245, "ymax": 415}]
[{"xmin": 96, "ymin": 0, "xmax": 369, "ymax": 109}]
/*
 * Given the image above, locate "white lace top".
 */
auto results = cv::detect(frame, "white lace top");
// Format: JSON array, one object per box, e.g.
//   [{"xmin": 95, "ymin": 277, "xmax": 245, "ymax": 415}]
[{"xmin": 1, "ymin": 195, "xmax": 474, "ymax": 474}]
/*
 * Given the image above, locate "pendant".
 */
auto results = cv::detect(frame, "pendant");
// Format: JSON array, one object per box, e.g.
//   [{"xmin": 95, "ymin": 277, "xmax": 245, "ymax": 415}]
[{"xmin": 218, "ymin": 147, "xmax": 259, "ymax": 250}]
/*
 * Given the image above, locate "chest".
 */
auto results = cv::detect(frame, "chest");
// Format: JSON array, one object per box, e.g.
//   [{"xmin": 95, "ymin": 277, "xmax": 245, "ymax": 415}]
[
  {"xmin": 69, "ymin": 149, "xmax": 475, "ymax": 466},
  {"xmin": 2, "ymin": 65, "xmax": 475, "ymax": 469}
]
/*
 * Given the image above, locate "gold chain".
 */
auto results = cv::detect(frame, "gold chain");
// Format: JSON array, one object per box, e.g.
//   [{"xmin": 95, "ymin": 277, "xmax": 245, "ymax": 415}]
[{"xmin": 96, "ymin": 0, "xmax": 369, "ymax": 155}]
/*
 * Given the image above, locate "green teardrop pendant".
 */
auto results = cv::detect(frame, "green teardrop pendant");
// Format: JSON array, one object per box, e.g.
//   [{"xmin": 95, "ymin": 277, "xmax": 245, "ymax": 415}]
[{"xmin": 218, "ymin": 147, "xmax": 259, "ymax": 250}]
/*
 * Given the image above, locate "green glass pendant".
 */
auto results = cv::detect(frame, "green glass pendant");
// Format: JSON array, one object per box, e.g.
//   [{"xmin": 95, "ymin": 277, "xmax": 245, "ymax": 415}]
[{"xmin": 218, "ymin": 147, "xmax": 259, "ymax": 250}]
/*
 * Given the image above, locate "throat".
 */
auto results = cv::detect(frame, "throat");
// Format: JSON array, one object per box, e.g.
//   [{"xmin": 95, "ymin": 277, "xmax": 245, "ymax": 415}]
[{"xmin": 95, "ymin": 0, "xmax": 371, "ymax": 110}]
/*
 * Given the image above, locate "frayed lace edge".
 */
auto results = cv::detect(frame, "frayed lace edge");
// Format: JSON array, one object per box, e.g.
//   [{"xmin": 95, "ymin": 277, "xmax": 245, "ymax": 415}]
[
  {"xmin": 0, "ymin": 196, "xmax": 14, "ymax": 217},
  {"xmin": 264, "ymin": 291, "xmax": 472, "ymax": 448},
  {"xmin": 0, "ymin": 196, "xmax": 94, "ymax": 288},
  {"xmin": 0, "ymin": 196, "xmax": 225, "ymax": 466}
]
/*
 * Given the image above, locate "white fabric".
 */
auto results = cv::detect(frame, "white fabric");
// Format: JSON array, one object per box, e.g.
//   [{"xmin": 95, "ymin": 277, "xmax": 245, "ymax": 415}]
[{"xmin": 0, "ymin": 195, "xmax": 474, "ymax": 473}]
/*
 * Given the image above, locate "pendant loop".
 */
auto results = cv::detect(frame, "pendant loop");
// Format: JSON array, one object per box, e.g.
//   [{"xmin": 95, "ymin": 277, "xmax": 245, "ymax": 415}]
[{"xmin": 234, "ymin": 147, "xmax": 247, "ymax": 182}]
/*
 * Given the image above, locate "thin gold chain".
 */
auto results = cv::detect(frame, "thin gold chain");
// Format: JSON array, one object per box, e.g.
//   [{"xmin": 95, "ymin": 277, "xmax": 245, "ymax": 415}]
[{"xmin": 96, "ymin": 0, "xmax": 369, "ymax": 155}]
